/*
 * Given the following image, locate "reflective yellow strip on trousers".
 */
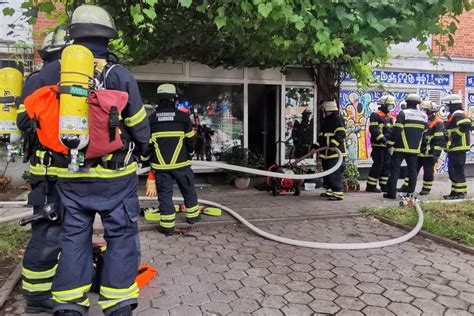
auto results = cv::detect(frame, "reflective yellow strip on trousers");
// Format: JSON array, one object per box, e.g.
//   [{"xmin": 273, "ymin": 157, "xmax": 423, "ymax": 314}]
[
  {"xmin": 52, "ymin": 284, "xmax": 92, "ymax": 301},
  {"xmin": 100, "ymin": 283, "xmax": 139, "ymax": 299},
  {"xmin": 22, "ymin": 264, "xmax": 58, "ymax": 280},
  {"xmin": 23, "ymin": 280, "xmax": 52, "ymax": 292}
]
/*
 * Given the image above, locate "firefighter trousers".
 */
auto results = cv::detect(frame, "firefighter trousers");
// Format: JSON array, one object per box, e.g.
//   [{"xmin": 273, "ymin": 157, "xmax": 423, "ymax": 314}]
[
  {"xmin": 51, "ymin": 176, "xmax": 140, "ymax": 315},
  {"xmin": 447, "ymin": 151, "xmax": 468, "ymax": 194},
  {"xmin": 322, "ymin": 158, "xmax": 346, "ymax": 199},
  {"xmin": 387, "ymin": 152, "xmax": 418, "ymax": 197},
  {"xmin": 367, "ymin": 147, "xmax": 390, "ymax": 188},
  {"xmin": 22, "ymin": 177, "xmax": 62, "ymax": 302},
  {"xmin": 156, "ymin": 167, "xmax": 199, "ymax": 230},
  {"xmin": 417, "ymin": 156, "xmax": 437, "ymax": 192}
]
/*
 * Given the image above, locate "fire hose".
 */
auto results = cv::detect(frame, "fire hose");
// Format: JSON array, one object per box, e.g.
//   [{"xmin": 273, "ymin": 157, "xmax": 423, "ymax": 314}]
[{"xmin": 0, "ymin": 147, "xmax": 425, "ymax": 249}]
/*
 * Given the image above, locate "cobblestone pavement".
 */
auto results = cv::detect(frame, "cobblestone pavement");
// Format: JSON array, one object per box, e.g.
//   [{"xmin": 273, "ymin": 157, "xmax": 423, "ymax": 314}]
[{"xmin": 3, "ymin": 215, "xmax": 474, "ymax": 315}]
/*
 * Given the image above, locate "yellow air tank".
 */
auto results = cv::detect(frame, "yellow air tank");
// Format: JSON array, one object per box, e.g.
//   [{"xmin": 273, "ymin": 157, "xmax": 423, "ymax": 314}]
[
  {"xmin": 59, "ymin": 44, "xmax": 94, "ymax": 152},
  {"xmin": 0, "ymin": 67, "xmax": 23, "ymax": 144}
]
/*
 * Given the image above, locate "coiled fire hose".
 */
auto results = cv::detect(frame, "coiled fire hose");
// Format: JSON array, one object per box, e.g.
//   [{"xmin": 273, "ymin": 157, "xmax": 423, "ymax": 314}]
[{"xmin": 0, "ymin": 147, "xmax": 425, "ymax": 249}]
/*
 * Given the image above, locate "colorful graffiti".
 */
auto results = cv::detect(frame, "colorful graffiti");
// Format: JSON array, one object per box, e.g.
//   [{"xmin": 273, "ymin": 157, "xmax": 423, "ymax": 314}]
[{"xmin": 467, "ymin": 93, "xmax": 474, "ymax": 157}]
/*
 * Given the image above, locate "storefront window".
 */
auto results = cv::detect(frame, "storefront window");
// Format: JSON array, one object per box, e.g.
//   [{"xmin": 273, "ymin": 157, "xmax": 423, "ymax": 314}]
[
  {"xmin": 138, "ymin": 82, "xmax": 243, "ymax": 161},
  {"xmin": 284, "ymin": 87, "xmax": 315, "ymax": 160}
]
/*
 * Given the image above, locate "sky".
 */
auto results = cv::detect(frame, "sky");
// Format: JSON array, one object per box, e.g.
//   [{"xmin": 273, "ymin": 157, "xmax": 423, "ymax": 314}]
[{"xmin": 0, "ymin": 0, "xmax": 32, "ymax": 43}]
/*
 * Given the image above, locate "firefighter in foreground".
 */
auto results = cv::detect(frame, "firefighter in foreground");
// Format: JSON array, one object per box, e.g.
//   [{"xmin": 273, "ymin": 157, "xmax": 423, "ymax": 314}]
[
  {"xmin": 442, "ymin": 94, "xmax": 472, "ymax": 199},
  {"xmin": 384, "ymin": 94, "xmax": 428, "ymax": 199},
  {"xmin": 22, "ymin": 5, "xmax": 150, "ymax": 316},
  {"xmin": 401, "ymin": 100, "xmax": 445, "ymax": 195},
  {"xmin": 366, "ymin": 95, "xmax": 395, "ymax": 193},
  {"xmin": 15, "ymin": 26, "xmax": 67, "ymax": 314},
  {"xmin": 309, "ymin": 100, "xmax": 347, "ymax": 201},
  {"xmin": 145, "ymin": 83, "xmax": 200, "ymax": 236}
]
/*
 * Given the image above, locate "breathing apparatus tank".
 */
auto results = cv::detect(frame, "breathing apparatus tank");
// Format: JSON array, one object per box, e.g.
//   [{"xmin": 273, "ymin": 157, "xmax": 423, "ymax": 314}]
[
  {"xmin": 0, "ymin": 67, "xmax": 23, "ymax": 161},
  {"xmin": 59, "ymin": 44, "xmax": 94, "ymax": 171}
]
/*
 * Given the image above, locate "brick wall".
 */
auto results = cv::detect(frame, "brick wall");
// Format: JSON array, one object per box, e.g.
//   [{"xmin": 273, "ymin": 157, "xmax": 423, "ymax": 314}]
[
  {"xmin": 432, "ymin": 10, "xmax": 474, "ymax": 59},
  {"xmin": 453, "ymin": 72, "xmax": 467, "ymax": 101},
  {"xmin": 32, "ymin": 12, "xmax": 57, "ymax": 64}
]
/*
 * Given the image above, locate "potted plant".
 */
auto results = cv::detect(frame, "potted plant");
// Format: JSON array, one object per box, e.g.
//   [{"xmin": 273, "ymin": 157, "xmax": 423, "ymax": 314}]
[
  {"xmin": 220, "ymin": 145, "xmax": 263, "ymax": 189},
  {"xmin": 343, "ymin": 159, "xmax": 360, "ymax": 192}
]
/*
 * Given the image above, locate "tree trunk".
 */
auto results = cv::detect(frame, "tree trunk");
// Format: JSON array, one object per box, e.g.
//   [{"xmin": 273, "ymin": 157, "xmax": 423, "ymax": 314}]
[{"xmin": 312, "ymin": 63, "xmax": 342, "ymax": 107}]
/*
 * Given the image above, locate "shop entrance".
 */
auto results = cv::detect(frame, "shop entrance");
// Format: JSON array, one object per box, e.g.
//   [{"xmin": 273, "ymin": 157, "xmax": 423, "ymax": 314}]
[{"xmin": 248, "ymin": 85, "xmax": 279, "ymax": 167}]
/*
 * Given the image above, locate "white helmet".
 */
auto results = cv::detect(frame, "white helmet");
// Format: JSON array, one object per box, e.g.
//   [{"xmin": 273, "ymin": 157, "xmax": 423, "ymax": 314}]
[
  {"xmin": 420, "ymin": 100, "xmax": 440, "ymax": 112},
  {"xmin": 378, "ymin": 95, "xmax": 396, "ymax": 106},
  {"xmin": 405, "ymin": 93, "xmax": 422, "ymax": 103},
  {"xmin": 38, "ymin": 25, "xmax": 67, "ymax": 59},
  {"xmin": 157, "ymin": 83, "xmax": 178, "ymax": 100},
  {"xmin": 441, "ymin": 94, "xmax": 462, "ymax": 106},
  {"xmin": 69, "ymin": 5, "xmax": 118, "ymax": 40},
  {"xmin": 320, "ymin": 100, "xmax": 338, "ymax": 112}
]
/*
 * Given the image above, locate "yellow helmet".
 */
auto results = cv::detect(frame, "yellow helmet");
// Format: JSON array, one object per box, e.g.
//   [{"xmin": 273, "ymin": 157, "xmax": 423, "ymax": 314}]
[{"xmin": 157, "ymin": 83, "xmax": 178, "ymax": 100}]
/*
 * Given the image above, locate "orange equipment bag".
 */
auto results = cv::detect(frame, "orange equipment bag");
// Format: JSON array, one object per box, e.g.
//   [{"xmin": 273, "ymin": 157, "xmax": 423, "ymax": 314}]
[
  {"xmin": 135, "ymin": 264, "xmax": 157, "ymax": 288},
  {"xmin": 24, "ymin": 85, "xmax": 69, "ymax": 154}
]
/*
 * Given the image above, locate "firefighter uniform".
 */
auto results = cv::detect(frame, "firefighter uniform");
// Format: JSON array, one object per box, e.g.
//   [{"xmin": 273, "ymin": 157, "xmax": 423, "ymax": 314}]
[
  {"xmin": 146, "ymin": 83, "xmax": 200, "ymax": 235},
  {"xmin": 442, "ymin": 95, "xmax": 472, "ymax": 199},
  {"xmin": 366, "ymin": 96, "xmax": 395, "ymax": 192},
  {"xmin": 28, "ymin": 6, "xmax": 150, "ymax": 316},
  {"xmin": 15, "ymin": 26, "xmax": 66, "ymax": 313},
  {"xmin": 316, "ymin": 101, "xmax": 347, "ymax": 201},
  {"xmin": 384, "ymin": 94, "xmax": 427, "ymax": 199}
]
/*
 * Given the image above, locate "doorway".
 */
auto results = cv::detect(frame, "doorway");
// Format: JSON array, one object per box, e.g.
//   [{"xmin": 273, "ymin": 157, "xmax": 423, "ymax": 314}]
[{"xmin": 248, "ymin": 85, "xmax": 278, "ymax": 167}]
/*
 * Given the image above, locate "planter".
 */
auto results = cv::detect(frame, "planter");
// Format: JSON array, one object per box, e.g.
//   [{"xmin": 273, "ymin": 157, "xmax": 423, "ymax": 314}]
[{"xmin": 234, "ymin": 178, "xmax": 250, "ymax": 190}]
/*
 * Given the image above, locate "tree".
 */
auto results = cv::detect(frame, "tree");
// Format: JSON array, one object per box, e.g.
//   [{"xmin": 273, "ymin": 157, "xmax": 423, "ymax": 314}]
[{"xmin": 3, "ymin": 0, "xmax": 472, "ymax": 102}]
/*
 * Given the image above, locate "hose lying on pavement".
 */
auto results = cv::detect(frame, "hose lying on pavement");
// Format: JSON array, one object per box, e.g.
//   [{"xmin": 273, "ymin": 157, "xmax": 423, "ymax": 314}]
[{"xmin": 0, "ymin": 147, "xmax": 425, "ymax": 250}]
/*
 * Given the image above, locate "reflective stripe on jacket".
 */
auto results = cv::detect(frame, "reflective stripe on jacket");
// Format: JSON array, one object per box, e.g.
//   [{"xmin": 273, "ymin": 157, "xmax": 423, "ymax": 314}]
[
  {"xmin": 386, "ymin": 109, "xmax": 428, "ymax": 154},
  {"xmin": 419, "ymin": 116, "xmax": 445, "ymax": 157},
  {"xmin": 445, "ymin": 110, "xmax": 472, "ymax": 152}
]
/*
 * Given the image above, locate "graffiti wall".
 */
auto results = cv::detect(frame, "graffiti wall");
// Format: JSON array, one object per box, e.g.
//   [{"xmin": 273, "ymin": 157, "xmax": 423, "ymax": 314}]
[
  {"xmin": 339, "ymin": 88, "xmax": 453, "ymax": 173},
  {"xmin": 467, "ymin": 92, "xmax": 474, "ymax": 157}
]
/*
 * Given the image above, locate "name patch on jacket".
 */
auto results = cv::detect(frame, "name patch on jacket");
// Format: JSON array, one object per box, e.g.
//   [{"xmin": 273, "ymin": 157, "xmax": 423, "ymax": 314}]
[
  {"xmin": 404, "ymin": 109, "xmax": 428, "ymax": 122},
  {"xmin": 156, "ymin": 112, "xmax": 176, "ymax": 122}
]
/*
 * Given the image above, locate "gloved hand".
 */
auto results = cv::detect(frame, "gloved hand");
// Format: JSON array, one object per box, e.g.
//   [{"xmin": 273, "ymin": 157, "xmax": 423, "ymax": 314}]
[{"xmin": 146, "ymin": 179, "xmax": 157, "ymax": 197}]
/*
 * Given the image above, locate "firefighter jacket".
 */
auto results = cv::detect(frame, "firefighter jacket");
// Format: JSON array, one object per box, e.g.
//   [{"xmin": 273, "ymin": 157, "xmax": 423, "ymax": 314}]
[
  {"xmin": 17, "ymin": 58, "xmax": 150, "ymax": 181},
  {"xmin": 419, "ymin": 115, "xmax": 445, "ymax": 158},
  {"xmin": 369, "ymin": 110, "xmax": 393, "ymax": 147},
  {"xmin": 386, "ymin": 108, "xmax": 428, "ymax": 154},
  {"xmin": 147, "ymin": 104, "xmax": 196, "ymax": 171},
  {"xmin": 445, "ymin": 110, "xmax": 472, "ymax": 152},
  {"xmin": 317, "ymin": 113, "xmax": 347, "ymax": 159}
]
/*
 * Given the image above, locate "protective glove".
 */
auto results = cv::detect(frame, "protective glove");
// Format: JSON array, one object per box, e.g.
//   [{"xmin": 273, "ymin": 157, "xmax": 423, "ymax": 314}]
[{"xmin": 146, "ymin": 179, "xmax": 157, "ymax": 197}]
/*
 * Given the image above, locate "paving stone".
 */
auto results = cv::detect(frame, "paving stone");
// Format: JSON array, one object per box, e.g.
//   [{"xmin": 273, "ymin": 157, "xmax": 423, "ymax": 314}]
[
  {"xmin": 216, "ymin": 279, "xmax": 242, "ymax": 291},
  {"xmin": 280, "ymin": 303, "xmax": 314, "ymax": 315},
  {"xmin": 181, "ymin": 293, "xmax": 211, "ymax": 306},
  {"xmin": 261, "ymin": 283, "xmax": 289, "ymax": 296},
  {"xmin": 444, "ymin": 309, "xmax": 474, "ymax": 316},
  {"xmin": 229, "ymin": 298, "xmax": 259, "ymax": 313},
  {"xmin": 228, "ymin": 261, "xmax": 251, "ymax": 271},
  {"xmin": 334, "ymin": 285, "xmax": 362, "ymax": 297},
  {"xmin": 309, "ymin": 269, "xmax": 336, "ymax": 279},
  {"xmin": 285, "ymin": 280, "xmax": 313, "ymax": 292},
  {"xmin": 201, "ymin": 301, "xmax": 232, "ymax": 315},
  {"xmin": 412, "ymin": 298, "xmax": 446, "ymax": 315},
  {"xmin": 190, "ymin": 282, "xmax": 218, "ymax": 294},
  {"xmin": 354, "ymin": 272, "xmax": 380, "ymax": 283},
  {"xmin": 459, "ymin": 291, "xmax": 474, "ymax": 304},
  {"xmin": 206, "ymin": 263, "xmax": 230, "ymax": 273},
  {"xmin": 241, "ymin": 276, "xmax": 268, "ymax": 287},
  {"xmin": 253, "ymin": 307, "xmax": 284, "ymax": 316},
  {"xmin": 449, "ymin": 281, "xmax": 474, "ymax": 293},
  {"xmin": 332, "ymin": 276, "xmax": 359, "ymax": 285},
  {"xmin": 246, "ymin": 267, "xmax": 270, "ymax": 277},
  {"xmin": 260, "ymin": 295, "xmax": 287, "ymax": 309},
  {"xmin": 399, "ymin": 276, "xmax": 429, "ymax": 288},
  {"xmin": 151, "ymin": 296, "xmax": 181, "ymax": 309},
  {"xmin": 334, "ymin": 296, "xmax": 365, "ymax": 311},
  {"xmin": 283, "ymin": 291, "xmax": 313, "ymax": 304},
  {"xmin": 208, "ymin": 290, "xmax": 238, "ymax": 303},
  {"xmin": 356, "ymin": 282, "xmax": 385, "ymax": 294},
  {"xmin": 379, "ymin": 279, "xmax": 408, "ymax": 291},
  {"xmin": 309, "ymin": 288, "xmax": 339, "ymax": 301},
  {"xmin": 405, "ymin": 286, "xmax": 436, "ymax": 300},
  {"xmin": 265, "ymin": 273, "xmax": 291, "ymax": 285},
  {"xmin": 362, "ymin": 306, "xmax": 395, "ymax": 316},
  {"xmin": 383, "ymin": 290, "xmax": 414, "ymax": 303},
  {"xmin": 360, "ymin": 293, "xmax": 390, "ymax": 307},
  {"xmin": 436, "ymin": 295, "xmax": 469, "ymax": 309},
  {"xmin": 235, "ymin": 287, "xmax": 264, "ymax": 300},
  {"xmin": 427, "ymin": 283, "xmax": 459, "ymax": 296},
  {"xmin": 169, "ymin": 305, "xmax": 202, "ymax": 316},
  {"xmin": 309, "ymin": 299, "xmax": 341, "ymax": 314},
  {"xmin": 387, "ymin": 302, "xmax": 422, "ymax": 315},
  {"xmin": 198, "ymin": 272, "xmax": 225, "ymax": 283},
  {"xmin": 138, "ymin": 308, "xmax": 169, "ymax": 316},
  {"xmin": 268, "ymin": 265, "xmax": 293, "ymax": 275},
  {"xmin": 337, "ymin": 310, "xmax": 364, "ymax": 316},
  {"xmin": 223, "ymin": 270, "xmax": 247, "ymax": 281},
  {"xmin": 288, "ymin": 271, "xmax": 313, "ymax": 282},
  {"xmin": 309, "ymin": 277, "xmax": 337, "ymax": 289},
  {"xmin": 173, "ymin": 274, "xmax": 199, "ymax": 286}
]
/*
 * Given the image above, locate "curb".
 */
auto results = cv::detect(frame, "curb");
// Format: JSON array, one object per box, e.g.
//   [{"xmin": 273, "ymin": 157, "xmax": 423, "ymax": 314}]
[
  {"xmin": 374, "ymin": 215, "xmax": 474, "ymax": 255},
  {"xmin": 93, "ymin": 212, "xmax": 365, "ymax": 234},
  {"xmin": 0, "ymin": 261, "xmax": 22, "ymax": 309}
]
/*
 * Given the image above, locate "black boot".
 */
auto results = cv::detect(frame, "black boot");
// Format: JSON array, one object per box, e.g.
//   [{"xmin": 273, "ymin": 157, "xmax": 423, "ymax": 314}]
[
  {"xmin": 25, "ymin": 299, "xmax": 53, "ymax": 314},
  {"xmin": 380, "ymin": 184, "xmax": 387, "ymax": 193},
  {"xmin": 186, "ymin": 213, "xmax": 202, "ymax": 224},
  {"xmin": 365, "ymin": 184, "xmax": 381, "ymax": 193},
  {"xmin": 444, "ymin": 192, "xmax": 466, "ymax": 200},
  {"xmin": 158, "ymin": 226, "xmax": 175, "ymax": 236},
  {"xmin": 53, "ymin": 310, "xmax": 82, "ymax": 316},
  {"xmin": 108, "ymin": 305, "xmax": 133, "ymax": 316},
  {"xmin": 397, "ymin": 186, "xmax": 409, "ymax": 193},
  {"xmin": 443, "ymin": 192, "xmax": 456, "ymax": 200},
  {"xmin": 383, "ymin": 193, "xmax": 396, "ymax": 200},
  {"xmin": 419, "ymin": 189, "xmax": 430, "ymax": 196}
]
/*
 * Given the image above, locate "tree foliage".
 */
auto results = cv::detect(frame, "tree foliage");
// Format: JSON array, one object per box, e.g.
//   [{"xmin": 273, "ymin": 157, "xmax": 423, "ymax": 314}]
[{"xmin": 2, "ymin": 0, "xmax": 472, "ymax": 99}]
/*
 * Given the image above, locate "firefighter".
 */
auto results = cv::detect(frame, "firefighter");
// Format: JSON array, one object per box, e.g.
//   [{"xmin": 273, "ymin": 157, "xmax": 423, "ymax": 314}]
[
  {"xmin": 146, "ymin": 83, "xmax": 200, "ymax": 236},
  {"xmin": 442, "ymin": 94, "xmax": 472, "ymax": 199},
  {"xmin": 366, "ymin": 95, "xmax": 396, "ymax": 193},
  {"xmin": 15, "ymin": 26, "xmax": 67, "ymax": 314},
  {"xmin": 404, "ymin": 100, "xmax": 445, "ymax": 195},
  {"xmin": 22, "ymin": 5, "xmax": 151, "ymax": 316},
  {"xmin": 310, "ymin": 100, "xmax": 347, "ymax": 201},
  {"xmin": 384, "ymin": 94, "xmax": 428, "ymax": 199}
]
